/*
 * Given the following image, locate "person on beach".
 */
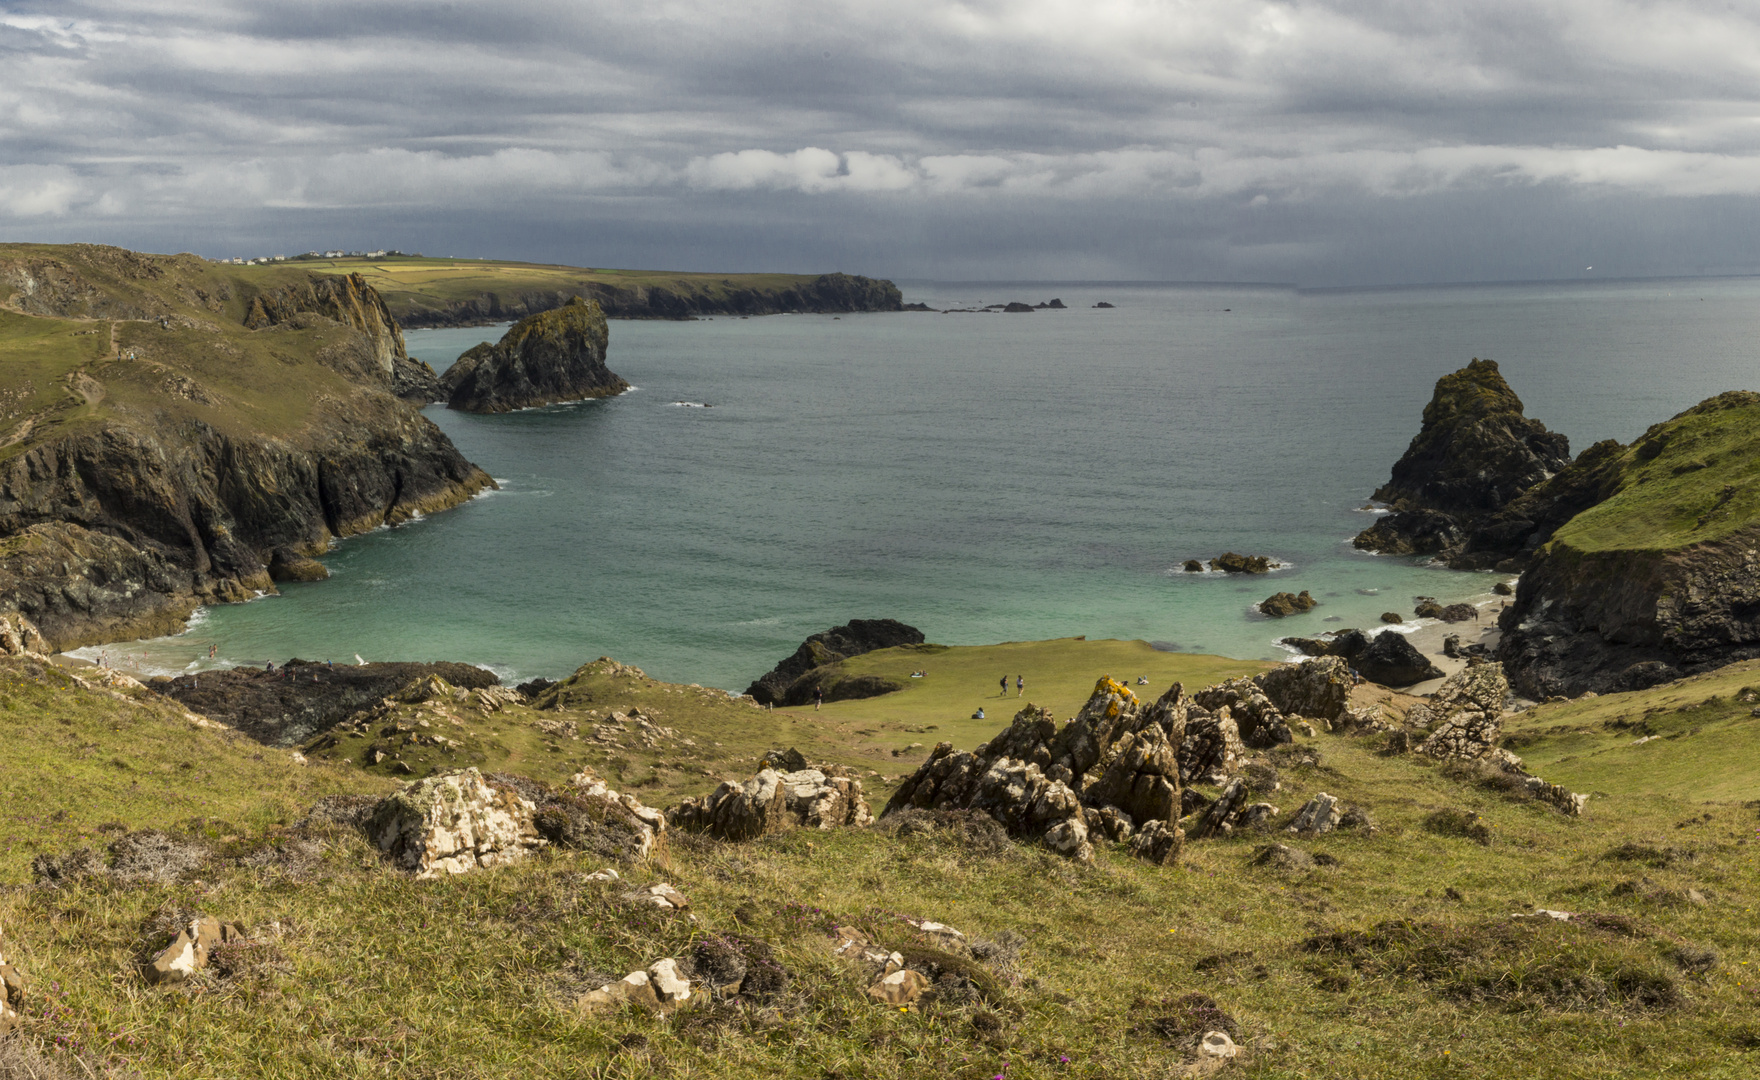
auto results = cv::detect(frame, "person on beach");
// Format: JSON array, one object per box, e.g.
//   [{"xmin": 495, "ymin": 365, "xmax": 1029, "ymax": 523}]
[{"xmin": 1016, "ymin": 675, "xmax": 1024, "ymax": 697}]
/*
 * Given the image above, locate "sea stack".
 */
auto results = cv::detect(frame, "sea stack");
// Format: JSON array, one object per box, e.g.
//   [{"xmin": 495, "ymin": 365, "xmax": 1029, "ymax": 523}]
[
  {"xmin": 1353, "ymin": 359, "xmax": 1570, "ymax": 567},
  {"xmin": 441, "ymin": 297, "xmax": 628, "ymax": 413}
]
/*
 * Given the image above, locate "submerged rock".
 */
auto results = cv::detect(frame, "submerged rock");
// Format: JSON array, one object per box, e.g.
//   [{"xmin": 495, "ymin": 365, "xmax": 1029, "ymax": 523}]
[
  {"xmin": 440, "ymin": 297, "xmax": 628, "ymax": 413},
  {"xmin": 1210, "ymin": 552, "xmax": 1277, "ymax": 574}
]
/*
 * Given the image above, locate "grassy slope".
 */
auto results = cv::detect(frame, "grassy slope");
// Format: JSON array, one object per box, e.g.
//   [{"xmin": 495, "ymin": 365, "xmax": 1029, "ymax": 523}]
[
  {"xmin": 4, "ymin": 640, "xmax": 1760, "ymax": 1077},
  {"xmin": 0, "ymin": 246, "xmax": 407, "ymax": 464},
  {"xmin": 276, "ymin": 256, "xmax": 836, "ymax": 321},
  {"xmin": 1548, "ymin": 392, "xmax": 1760, "ymax": 554},
  {"xmin": 293, "ymin": 641, "xmax": 1267, "ymax": 807}
]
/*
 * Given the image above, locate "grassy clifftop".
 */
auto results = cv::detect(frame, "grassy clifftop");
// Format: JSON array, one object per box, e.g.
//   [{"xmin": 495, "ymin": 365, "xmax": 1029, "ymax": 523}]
[
  {"xmin": 4, "ymin": 638, "xmax": 1760, "ymax": 1077},
  {"xmin": 1546, "ymin": 391, "xmax": 1760, "ymax": 554},
  {"xmin": 266, "ymin": 254, "xmax": 904, "ymax": 326}
]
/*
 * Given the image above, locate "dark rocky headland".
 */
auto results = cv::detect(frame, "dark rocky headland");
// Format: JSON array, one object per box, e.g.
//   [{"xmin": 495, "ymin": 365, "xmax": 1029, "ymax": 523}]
[
  {"xmin": 0, "ymin": 244, "xmax": 493, "ymax": 650},
  {"xmin": 396, "ymin": 271, "xmax": 904, "ymax": 328}
]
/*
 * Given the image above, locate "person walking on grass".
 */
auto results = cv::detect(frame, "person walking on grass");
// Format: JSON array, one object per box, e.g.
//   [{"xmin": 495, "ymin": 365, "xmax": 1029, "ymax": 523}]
[
  {"xmin": 1016, "ymin": 675, "xmax": 1024, "ymax": 697},
  {"xmin": 1000, "ymin": 674, "xmax": 1009, "ymax": 697},
  {"xmin": 814, "ymin": 684, "xmax": 824, "ymax": 711}
]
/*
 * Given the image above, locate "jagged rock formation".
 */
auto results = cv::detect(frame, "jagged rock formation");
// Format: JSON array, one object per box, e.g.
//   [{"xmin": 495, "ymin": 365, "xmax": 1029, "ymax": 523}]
[
  {"xmin": 0, "ymin": 245, "xmax": 494, "ymax": 650},
  {"xmin": 1255, "ymin": 657, "xmax": 1354, "ymax": 723},
  {"xmin": 396, "ymin": 272, "xmax": 904, "ymax": 327},
  {"xmin": 1191, "ymin": 679, "xmax": 1294, "ymax": 748},
  {"xmin": 1354, "ymin": 359, "xmax": 1571, "ymax": 568},
  {"xmin": 669, "ymin": 766, "xmax": 873, "ymax": 840},
  {"xmin": 439, "ymin": 297, "xmax": 628, "ymax": 413},
  {"xmin": 368, "ymin": 768, "xmax": 547, "ymax": 878},
  {"xmin": 880, "ymin": 674, "xmax": 1311, "ymax": 863},
  {"xmin": 744, "ymin": 618, "xmax": 923, "ymax": 706},
  {"xmin": 1498, "ymin": 391, "xmax": 1760, "ymax": 696}
]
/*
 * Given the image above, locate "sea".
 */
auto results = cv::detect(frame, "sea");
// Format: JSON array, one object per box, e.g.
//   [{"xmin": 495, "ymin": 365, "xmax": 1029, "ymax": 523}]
[{"xmin": 75, "ymin": 276, "xmax": 1760, "ymax": 691}]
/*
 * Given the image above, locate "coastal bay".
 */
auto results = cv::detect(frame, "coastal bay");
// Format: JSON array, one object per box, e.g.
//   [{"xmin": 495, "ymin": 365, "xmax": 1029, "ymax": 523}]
[{"xmin": 84, "ymin": 276, "xmax": 1760, "ymax": 689}]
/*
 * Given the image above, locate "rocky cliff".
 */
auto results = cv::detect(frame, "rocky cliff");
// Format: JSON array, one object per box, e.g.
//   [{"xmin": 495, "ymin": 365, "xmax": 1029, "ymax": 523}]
[
  {"xmin": 1498, "ymin": 391, "xmax": 1760, "ymax": 697},
  {"xmin": 243, "ymin": 273, "xmax": 442, "ymax": 402},
  {"xmin": 439, "ymin": 297, "xmax": 627, "ymax": 413},
  {"xmin": 1353, "ymin": 359, "xmax": 1571, "ymax": 569},
  {"xmin": 397, "ymin": 272, "xmax": 904, "ymax": 328},
  {"xmin": 0, "ymin": 244, "xmax": 493, "ymax": 650}
]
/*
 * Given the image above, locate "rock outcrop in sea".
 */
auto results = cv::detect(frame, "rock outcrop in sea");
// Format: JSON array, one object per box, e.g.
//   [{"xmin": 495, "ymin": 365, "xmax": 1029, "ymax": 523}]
[
  {"xmin": 744, "ymin": 619, "xmax": 924, "ymax": 706},
  {"xmin": 1354, "ymin": 359, "xmax": 1571, "ymax": 569},
  {"xmin": 0, "ymin": 244, "xmax": 494, "ymax": 650},
  {"xmin": 440, "ymin": 297, "xmax": 628, "ymax": 413}
]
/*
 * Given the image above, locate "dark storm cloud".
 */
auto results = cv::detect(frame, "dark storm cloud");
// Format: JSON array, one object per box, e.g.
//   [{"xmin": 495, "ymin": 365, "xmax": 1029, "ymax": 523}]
[{"xmin": 4, "ymin": 1, "xmax": 1760, "ymax": 283}]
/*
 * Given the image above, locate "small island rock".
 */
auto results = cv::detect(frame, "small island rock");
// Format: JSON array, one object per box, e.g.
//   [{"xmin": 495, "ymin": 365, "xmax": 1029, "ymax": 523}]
[{"xmin": 441, "ymin": 297, "xmax": 628, "ymax": 414}]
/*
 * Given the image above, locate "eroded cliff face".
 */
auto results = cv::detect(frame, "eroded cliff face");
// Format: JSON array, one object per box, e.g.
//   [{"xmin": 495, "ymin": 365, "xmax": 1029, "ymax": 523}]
[
  {"xmin": 440, "ymin": 297, "xmax": 627, "ymax": 413},
  {"xmin": 398, "ymin": 272, "xmax": 904, "ymax": 328},
  {"xmin": 0, "ymin": 244, "xmax": 492, "ymax": 650}
]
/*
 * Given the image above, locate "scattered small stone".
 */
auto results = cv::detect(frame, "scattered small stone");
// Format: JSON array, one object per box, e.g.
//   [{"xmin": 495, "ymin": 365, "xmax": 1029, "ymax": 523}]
[
  {"xmin": 624, "ymin": 883, "xmax": 691, "ymax": 911},
  {"xmin": 867, "ymin": 968, "xmax": 931, "ymax": 1005},
  {"xmin": 1286, "ymin": 793, "xmax": 1341, "ymax": 835},
  {"xmin": 1199, "ymin": 1030, "xmax": 1239, "ymax": 1059}
]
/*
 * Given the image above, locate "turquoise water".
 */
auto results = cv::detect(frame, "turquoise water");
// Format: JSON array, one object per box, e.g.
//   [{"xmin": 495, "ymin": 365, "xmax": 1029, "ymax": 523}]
[{"xmin": 82, "ymin": 277, "xmax": 1760, "ymax": 690}]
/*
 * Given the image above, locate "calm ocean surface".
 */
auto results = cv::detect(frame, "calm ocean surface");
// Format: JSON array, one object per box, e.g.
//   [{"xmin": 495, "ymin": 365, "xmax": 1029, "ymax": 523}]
[{"xmin": 81, "ymin": 277, "xmax": 1760, "ymax": 689}]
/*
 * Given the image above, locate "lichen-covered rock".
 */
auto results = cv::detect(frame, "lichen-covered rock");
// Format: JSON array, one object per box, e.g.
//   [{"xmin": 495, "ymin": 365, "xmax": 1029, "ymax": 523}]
[
  {"xmin": 1524, "ymin": 775, "xmax": 1588, "ymax": 816},
  {"xmin": 0, "ymin": 934, "xmax": 23, "ymax": 1033},
  {"xmin": 1254, "ymin": 656, "xmax": 1353, "ymax": 722},
  {"xmin": 1285, "ymin": 793, "xmax": 1341, "ymax": 835},
  {"xmin": 670, "ymin": 767, "xmax": 872, "ymax": 840},
  {"xmin": 1192, "ymin": 679, "xmax": 1292, "ymax": 749},
  {"xmin": 368, "ymin": 768, "xmax": 545, "ymax": 878},
  {"xmin": 882, "ymin": 742, "xmax": 1094, "ymax": 862},
  {"xmin": 1084, "ymin": 723, "xmax": 1181, "ymax": 829},
  {"xmin": 512, "ymin": 769, "xmax": 668, "ymax": 862},
  {"xmin": 0, "ymin": 613, "xmax": 48, "ymax": 657},
  {"xmin": 1129, "ymin": 820, "xmax": 1183, "ymax": 865},
  {"xmin": 1190, "ymin": 777, "xmax": 1249, "ymax": 840},
  {"xmin": 1179, "ymin": 706, "xmax": 1246, "ymax": 786},
  {"xmin": 1415, "ymin": 664, "xmax": 1512, "ymax": 761}
]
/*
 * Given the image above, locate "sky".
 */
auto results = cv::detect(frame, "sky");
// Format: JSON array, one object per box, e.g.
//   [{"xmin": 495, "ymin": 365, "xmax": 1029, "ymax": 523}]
[{"xmin": 5, "ymin": 1, "xmax": 1760, "ymax": 285}]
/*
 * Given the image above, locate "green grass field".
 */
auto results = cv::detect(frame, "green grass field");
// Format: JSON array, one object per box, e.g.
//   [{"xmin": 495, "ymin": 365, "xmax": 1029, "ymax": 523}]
[
  {"xmin": 1548, "ymin": 391, "xmax": 1760, "ymax": 554},
  {"xmin": 5, "ymin": 638, "xmax": 1760, "ymax": 1078}
]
